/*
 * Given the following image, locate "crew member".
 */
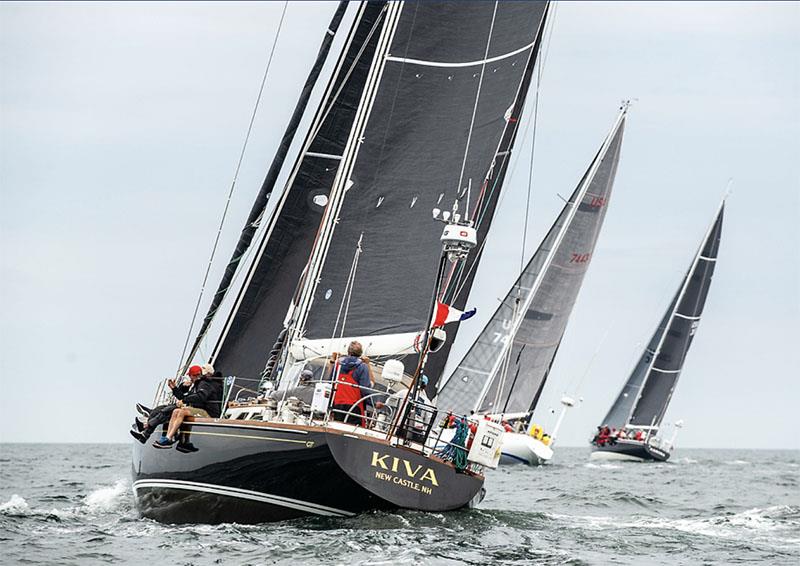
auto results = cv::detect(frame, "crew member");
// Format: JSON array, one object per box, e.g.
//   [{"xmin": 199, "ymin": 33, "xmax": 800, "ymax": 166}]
[
  {"xmin": 131, "ymin": 365, "xmax": 204, "ymax": 444},
  {"xmin": 153, "ymin": 365, "xmax": 223, "ymax": 448},
  {"xmin": 331, "ymin": 341, "xmax": 376, "ymax": 426}
]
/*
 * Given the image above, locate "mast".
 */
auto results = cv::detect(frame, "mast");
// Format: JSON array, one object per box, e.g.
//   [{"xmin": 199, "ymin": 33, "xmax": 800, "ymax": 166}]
[
  {"xmin": 183, "ymin": 1, "xmax": 351, "ymax": 371},
  {"xmin": 436, "ymin": 104, "xmax": 627, "ymax": 417},
  {"xmin": 624, "ymin": 197, "xmax": 725, "ymax": 429}
]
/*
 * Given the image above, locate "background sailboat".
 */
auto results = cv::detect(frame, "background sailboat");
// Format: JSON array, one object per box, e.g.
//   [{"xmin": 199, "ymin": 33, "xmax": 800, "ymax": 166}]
[
  {"xmin": 591, "ymin": 198, "xmax": 725, "ymax": 462},
  {"xmin": 436, "ymin": 104, "xmax": 627, "ymax": 465}
]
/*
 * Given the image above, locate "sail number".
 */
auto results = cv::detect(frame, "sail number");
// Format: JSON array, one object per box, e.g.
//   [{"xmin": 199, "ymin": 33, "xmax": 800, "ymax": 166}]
[
  {"xmin": 570, "ymin": 253, "xmax": 591, "ymax": 264},
  {"xmin": 589, "ymin": 196, "xmax": 607, "ymax": 208}
]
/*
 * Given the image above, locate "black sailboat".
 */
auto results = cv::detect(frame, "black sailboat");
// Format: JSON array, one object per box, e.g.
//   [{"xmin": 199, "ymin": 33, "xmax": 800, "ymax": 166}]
[
  {"xmin": 436, "ymin": 105, "xmax": 627, "ymax": 465},
  {"xmin": 132, "ymin": 1, "xmax": 551, "ymax": 523},
  {"xmin": 591, "ymin": 198, "xmax": 725, "ymax": 462}
]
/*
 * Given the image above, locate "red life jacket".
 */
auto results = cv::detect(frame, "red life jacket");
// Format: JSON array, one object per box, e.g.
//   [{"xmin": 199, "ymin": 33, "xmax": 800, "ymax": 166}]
[{"xmin": 333, "ymin": 365, "xmax": 365, "ymax": 424}]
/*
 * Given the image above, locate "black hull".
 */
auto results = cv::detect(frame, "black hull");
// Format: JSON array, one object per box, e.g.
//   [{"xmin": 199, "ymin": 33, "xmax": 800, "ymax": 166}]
[
  {"xmin": 590, "ymin": 439, "xmax": 670, "ymax": 462},
  {"xmin": 132, "ymin": 420, "xmax": 483, "ymax": 524}
]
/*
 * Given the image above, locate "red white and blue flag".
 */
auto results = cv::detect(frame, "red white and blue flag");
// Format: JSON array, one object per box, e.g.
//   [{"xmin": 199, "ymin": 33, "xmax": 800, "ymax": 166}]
[{"xmin": 432, "ymin": 301, "xmax": 477, "ymax": 327}]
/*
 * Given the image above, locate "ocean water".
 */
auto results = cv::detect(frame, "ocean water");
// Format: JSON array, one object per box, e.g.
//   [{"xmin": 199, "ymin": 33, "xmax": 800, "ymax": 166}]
[{"xmin": 0, "ymin": 444, "xmax": 797, "ymax": 565}]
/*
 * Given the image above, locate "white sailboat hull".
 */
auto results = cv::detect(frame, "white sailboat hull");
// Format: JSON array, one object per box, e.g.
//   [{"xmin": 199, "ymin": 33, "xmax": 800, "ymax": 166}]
[{"xmin": 498, "ymin": 432, "xmax": 553, "ymax": 466}]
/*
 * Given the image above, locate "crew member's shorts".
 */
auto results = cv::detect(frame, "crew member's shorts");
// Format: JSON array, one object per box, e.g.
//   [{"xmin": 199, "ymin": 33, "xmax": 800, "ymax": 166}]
[{"xmin": 186, "ymin": 407, "xmax": 210, "ymax": 418}]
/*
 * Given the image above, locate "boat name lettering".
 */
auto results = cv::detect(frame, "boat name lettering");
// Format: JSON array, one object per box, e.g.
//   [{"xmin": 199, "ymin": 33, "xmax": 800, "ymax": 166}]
[{"xmin": 370, "ymin": 451, "xmax": 439, "ymax": 488}]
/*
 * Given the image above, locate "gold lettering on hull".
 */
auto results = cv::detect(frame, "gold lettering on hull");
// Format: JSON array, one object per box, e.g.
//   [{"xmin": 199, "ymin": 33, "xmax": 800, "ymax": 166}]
[{"xmin": 369, "ymin": 451, "xmax": 439, "ymax": 492}]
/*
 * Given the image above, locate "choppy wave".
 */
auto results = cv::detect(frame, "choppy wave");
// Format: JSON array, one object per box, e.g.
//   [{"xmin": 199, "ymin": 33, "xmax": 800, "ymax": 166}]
[
  {"xmin": 550, "ymin": 505, "xmax": 800, "ymax": 549},
  {"xmin": 1, "ymin": 480, "xmax": 131, "ymax": 521},
  {"xmin": 1, "ymin": 445, "xmax": 799, "ymax": 565},
  {"xmin": 583, "ymin": 462, "xmax": 622, "ymax": 470}
]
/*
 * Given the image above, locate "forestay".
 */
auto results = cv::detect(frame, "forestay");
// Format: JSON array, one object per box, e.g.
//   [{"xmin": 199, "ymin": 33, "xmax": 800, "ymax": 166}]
[
  {"xmin": 294, "ymin": 1, "xmax": 550, "ymax": 382},
  {"xmin": 437, "ymin": 108, "xmax": 627, "ymax": 417}
]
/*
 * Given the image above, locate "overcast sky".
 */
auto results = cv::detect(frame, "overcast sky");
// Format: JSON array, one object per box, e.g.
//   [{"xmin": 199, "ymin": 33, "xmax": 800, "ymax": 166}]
[{"xmin": 1, "ymin": 1, "xmax": 797, "ymax": 448}]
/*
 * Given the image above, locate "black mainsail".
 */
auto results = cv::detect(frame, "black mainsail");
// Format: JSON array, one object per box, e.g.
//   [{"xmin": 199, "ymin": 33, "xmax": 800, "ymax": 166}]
[
  {"xmin": 437, "ymin": 106, "xmax": 627, "ymax": 417},
  {"xmin": 601, "ymin": 200, "xmax": 725, "ymax": 432},
  {"xmin": 286, "ymin": 1, "xmax": 551, "ymax": 381}
]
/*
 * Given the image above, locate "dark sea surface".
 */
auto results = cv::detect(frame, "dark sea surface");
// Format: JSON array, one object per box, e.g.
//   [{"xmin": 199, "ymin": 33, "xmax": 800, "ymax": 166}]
[{"xmin": 0, "ymin": 444, "xmax": 797, "ymax": 565}]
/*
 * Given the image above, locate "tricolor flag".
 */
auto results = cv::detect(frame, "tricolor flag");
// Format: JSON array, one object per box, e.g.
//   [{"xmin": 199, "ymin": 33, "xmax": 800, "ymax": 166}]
[{"xmin": 432, "ymin": 301, "xmax": 477, "ymax": 327}]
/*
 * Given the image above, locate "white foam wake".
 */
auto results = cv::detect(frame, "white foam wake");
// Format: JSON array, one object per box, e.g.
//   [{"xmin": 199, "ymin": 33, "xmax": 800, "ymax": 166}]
[
  {"xmin": 0, "ymin": 494, "xmax": 30, "ymax": 515},
  {"xmin": 84, "ymin": 480, "xmax": 129, "ymax": 512}
]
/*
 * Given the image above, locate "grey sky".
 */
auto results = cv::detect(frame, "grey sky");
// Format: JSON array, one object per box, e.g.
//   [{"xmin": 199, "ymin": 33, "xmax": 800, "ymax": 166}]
[{"xmin": 1, "ymin": 2, "xmax": 797, "ymax": 448}]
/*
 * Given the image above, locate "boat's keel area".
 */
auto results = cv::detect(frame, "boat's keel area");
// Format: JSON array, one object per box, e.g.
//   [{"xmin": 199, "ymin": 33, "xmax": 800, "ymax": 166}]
[
  {"xmin": 132, "ymin": 419, "xmax": 483, "ymax": 523},
  {"xmin": 590, "ymin": 439, "xmax": 670, "ymax": 462}
]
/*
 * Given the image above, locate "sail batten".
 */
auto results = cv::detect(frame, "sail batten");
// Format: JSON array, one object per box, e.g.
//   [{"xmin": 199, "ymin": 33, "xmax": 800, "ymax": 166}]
[{"xmin": 437, "ymin": 107, "xmax": 627, "ymax": 417}]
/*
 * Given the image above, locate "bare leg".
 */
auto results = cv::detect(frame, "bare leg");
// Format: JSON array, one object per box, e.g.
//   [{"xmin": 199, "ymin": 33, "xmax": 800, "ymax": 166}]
[{"xmin": 166, "ymin": 408, "xmax": 189, "ymax": 440}]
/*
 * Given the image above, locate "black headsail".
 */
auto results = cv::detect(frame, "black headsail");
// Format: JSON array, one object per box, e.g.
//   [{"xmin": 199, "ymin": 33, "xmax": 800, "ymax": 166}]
[
  {"xmin": 289, "ymin": 1, "xmax": 551, "ymax": 383},
  {"xmin": 436, "ymin": 106, "xmax": 627, "ymax": 417},
  {"xmin": 204, "ymin": 2, "xmax": 390, "ymax": 378},
  {"xmin": 602, "ymin": 200, "xmax": 725, "ymax": 431}
]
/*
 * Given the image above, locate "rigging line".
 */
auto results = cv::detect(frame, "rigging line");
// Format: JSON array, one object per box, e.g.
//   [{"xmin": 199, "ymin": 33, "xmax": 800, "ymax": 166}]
[
  {"xmin": 175, "ymin": 0, "xmax": 290, "ymax": 375},
  {"xmin": 519, "ymin": 48, "xmax": 542, "ymax": 275},
  {"xmin": 567, "ymin": 319, "xmax": 616, "ymax": 395},
  {"xmin": 340, "ymin": 235, "xmax": 363, "ymax": 338},
  {"xmin": 454, "ymin": 1, "xmax": 499, "ymax": 198}
]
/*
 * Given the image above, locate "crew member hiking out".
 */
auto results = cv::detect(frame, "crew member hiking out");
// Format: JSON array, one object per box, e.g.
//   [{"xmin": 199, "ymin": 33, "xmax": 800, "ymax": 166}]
[
  {"xmin": 331, "ymin": 341, "xmax": 380, "ymax": 426},
  {"xmin": 153, "ymin": 364, "xmax": 223, "ymax": 449},
  {"xmin": 130, "ymin": 364, "xmax": 207, "ymax": 444}
]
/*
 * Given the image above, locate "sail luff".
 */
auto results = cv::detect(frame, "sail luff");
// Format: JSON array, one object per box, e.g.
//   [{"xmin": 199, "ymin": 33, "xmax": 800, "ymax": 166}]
[
  {"xmin": 184, "ymin": 1, "xmax": 351, "ymax": 369},
  {"xmin": 625, "ymin": 197, "xmax": 725, "ymax": 428}
]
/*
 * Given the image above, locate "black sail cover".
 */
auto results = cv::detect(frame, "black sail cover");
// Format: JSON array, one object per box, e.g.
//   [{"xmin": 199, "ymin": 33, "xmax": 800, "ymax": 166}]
[
  {"xmin": 210, "ymin": 2, "xmax": 389, "ymax": 378},
  {"xmin": 437, "ymin": 111, "xmax": 626, "ymax": 416},
  {"xmin": 602, "ymin": 201, "xmax": 724, "ymax": 430},
  {"xmin": 297, "ymin": 2, "xmax": 550, "ymax": 384}
]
